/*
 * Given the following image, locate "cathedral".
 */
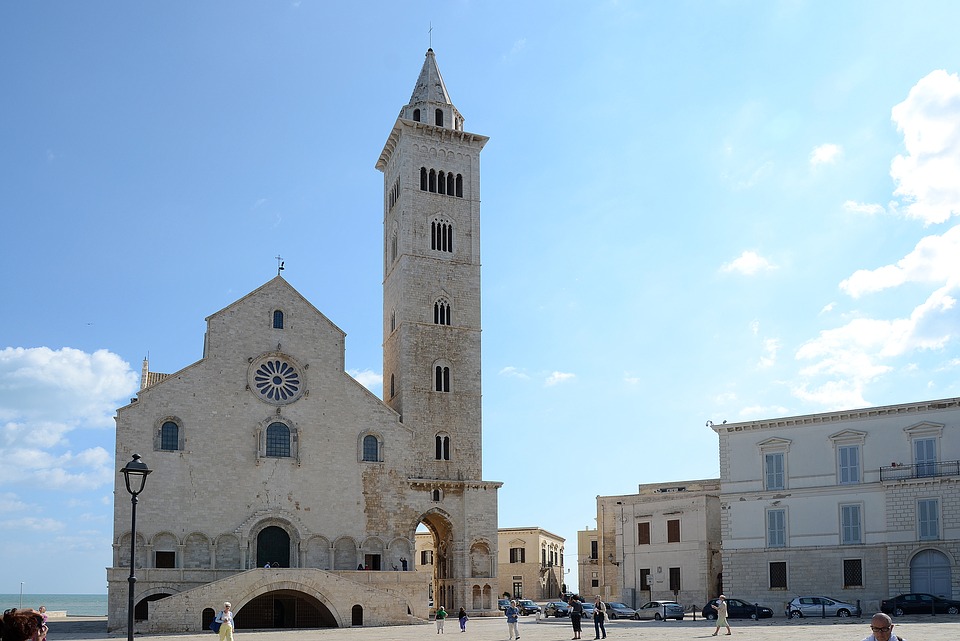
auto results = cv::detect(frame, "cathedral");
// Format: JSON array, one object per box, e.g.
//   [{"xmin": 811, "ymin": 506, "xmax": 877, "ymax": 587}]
[{"xmin": 106, "ymin": 49, "xmax": 501, "ymax": 632}]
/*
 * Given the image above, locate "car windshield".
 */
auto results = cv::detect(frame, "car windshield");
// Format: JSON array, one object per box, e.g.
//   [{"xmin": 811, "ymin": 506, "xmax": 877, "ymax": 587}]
[{"xmin": 608, "ymin": 603, "xmax": 627, "ymax": 608}]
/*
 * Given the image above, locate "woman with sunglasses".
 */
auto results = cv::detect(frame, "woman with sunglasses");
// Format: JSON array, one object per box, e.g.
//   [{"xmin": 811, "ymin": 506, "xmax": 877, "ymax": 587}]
[{"xmin": 215, "ymin": 602, "xmax": 235, "ymax": 641}]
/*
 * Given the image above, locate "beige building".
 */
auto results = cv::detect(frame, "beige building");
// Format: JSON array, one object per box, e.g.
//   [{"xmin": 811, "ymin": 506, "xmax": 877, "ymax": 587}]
[
  {"xmin": 107, "ymin": 49, "xmax": 501, "ymax": 633},
  {"xmin": 584, "ymin": 480, "xmax": 721, "ymax": 609},
  {"xmin": 713, "ymin": 397, "xmax": 960, "ymax": 612},
  {"xmin": 418, "ymin": 527, "xmax": 565, "ymax": 602}
]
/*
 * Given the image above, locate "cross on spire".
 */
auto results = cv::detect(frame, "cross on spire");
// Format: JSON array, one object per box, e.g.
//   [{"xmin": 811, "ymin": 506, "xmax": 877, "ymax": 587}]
[{"xmin": 275, "ymin": 255, "xmax": 285, "ymax": 276}]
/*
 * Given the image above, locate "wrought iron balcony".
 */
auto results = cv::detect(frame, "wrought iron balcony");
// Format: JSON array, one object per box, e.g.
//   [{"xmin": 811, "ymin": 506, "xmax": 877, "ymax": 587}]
[{"xmin": 880, "ymin": 460, "xmax": 960, "ymax": 481}]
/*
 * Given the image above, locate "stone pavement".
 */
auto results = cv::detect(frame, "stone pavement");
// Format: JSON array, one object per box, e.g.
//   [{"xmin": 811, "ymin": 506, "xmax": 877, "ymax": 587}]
[{"xmin": 46, "ymin": 614, "xmax": 957, "ymax": 641}]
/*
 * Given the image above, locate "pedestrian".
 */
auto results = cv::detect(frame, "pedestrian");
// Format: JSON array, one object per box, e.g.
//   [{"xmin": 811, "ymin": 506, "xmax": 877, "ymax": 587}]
[
  {"xmin": 711, "ymin": 595, "xmax": 731, "ymax": 636},
  {"xmin": 436, "ymin": 605, "xmax": 447, "ymax": 633},
  {"xmin": 1, "ymin": 608, "xmax": 47, "ymax": 641},
  {"xmin": 216, "ymin": 602, "xmax": 235, "ymax": 641},
  {"xmin": 862, "ymin": 613, "xmax": 904, "ymax": 641},
  {"xmin": 593, "ymin": 597, "xmax": 606, "ymax": 639},
  {"xmin": 401, "ymin": 557, "xmax": 408, "ymax": 571},
  {"xmin": 505, "ymin": 600, "xmax": 520, "ymax": 641},
  {"xmin": 569, "ymin": 595, "xmax": 583, "ymax": 640},
  {"xmin": 458, "ymin": 607, "xmax": 468, "ymax": 632}
]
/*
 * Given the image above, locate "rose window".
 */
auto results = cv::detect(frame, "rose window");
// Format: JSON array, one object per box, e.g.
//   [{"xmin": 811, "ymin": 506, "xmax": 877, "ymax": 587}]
[{"xmin": 252, "ymin": 358, "xmax": 302, "ymax": 403}]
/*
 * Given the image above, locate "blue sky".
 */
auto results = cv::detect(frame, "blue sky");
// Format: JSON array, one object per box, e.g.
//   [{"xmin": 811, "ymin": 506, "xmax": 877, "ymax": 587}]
[{"xmin": 2, "ymin": 1, "xmax": 960, "ymax": 595}]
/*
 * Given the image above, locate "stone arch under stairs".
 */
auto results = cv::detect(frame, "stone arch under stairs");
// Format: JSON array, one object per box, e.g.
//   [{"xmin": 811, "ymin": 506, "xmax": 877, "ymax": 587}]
[{"xmin": 141, "ymin": 568, "xmax": 428, "ymax": 633}]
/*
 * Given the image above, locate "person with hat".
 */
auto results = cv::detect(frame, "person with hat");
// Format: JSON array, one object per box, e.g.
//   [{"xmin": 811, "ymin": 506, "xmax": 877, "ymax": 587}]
[{"xmin": 711, "ymin": 595, "xmax": 731, "ymax": 636}]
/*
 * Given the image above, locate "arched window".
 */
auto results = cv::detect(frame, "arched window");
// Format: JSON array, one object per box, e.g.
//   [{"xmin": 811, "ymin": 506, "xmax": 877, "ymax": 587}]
[
  {"xmin": 391, "ymin": 231, "xmax": 398, "ymax": 263},
  {"xmin": 434, "ymin": 366, "xmax": 450, "ymax": 392},
  {"xmin": 431, "ymin": 220, "xmax": 453, "ymax": 253},
  {"xmin": 362, "ymin": 435, "xmax": 379, "ymax": 462},
  {"xmin": 390, "ymin": 374, "xmax": 395, "ymax": 397},
  {"xmin": 456, "ymin": 174, "xmax": 463, "ymax": 197},
  {"xmin": 435, "ymin": 108, "xmax": 443, "ymax": 127},
  {"xmin": 432, "ymin": 489, "xmax": 442, "ymax": 502},
  {"xmin": 160, "ymin": 421, "xmax": 179, "ymax": 451},
  {"xmin": 273, "ymin": 310, "xmax": 284, "ymax": 329},
  {"xmin": 266, "ymin": 422, "xmax": 291, "ymax": 457},
  {"xmin": 420, "ymin": 167, "xmax": 427, "ymax": 191},
  {"xmin": 446, "ymin": 173, "xmax": 455, "ymax": 196},
  {"xmin": 434, "ymin": 299, "xmax": 451, "ymax": 325},
  {"xmin": 438, "ymin": 171, "xmax": 446, "ymax": 195},
  {"xmin": 435, "ymin": 434, "xmax": 450, "ymax": 460},
  {"xmin": 413, "ymin": 108, "xmax": 421, "ymax": 122},
  {"xmin": 429, "ymin": 169, "xmax": 437, "ymax": 193}
]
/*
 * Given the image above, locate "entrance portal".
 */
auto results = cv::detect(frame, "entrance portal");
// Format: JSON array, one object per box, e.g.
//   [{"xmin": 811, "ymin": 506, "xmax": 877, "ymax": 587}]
[
  {"xmin": 236, "ymin": 590, "xmax": 336, "ymax": 628},
  {"xmin": 257, "ymin": 526, "xmax": 291, "ymax": 568}
]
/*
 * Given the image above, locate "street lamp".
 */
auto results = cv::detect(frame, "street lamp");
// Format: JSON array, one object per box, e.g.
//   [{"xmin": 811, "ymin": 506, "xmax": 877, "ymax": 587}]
[{"xmin": 121, "ymin": 454, "xmax": 152, "ymax": 641}]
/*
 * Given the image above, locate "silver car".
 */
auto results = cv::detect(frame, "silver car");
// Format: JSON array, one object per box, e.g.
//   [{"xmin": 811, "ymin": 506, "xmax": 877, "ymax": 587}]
[
  {"xmin": 636, "ymin": 600, "xmax": 684, "ymax": 620},
  {"xmin": 786, "ymin": 596, "xmax": 858, "ymax": 618}
]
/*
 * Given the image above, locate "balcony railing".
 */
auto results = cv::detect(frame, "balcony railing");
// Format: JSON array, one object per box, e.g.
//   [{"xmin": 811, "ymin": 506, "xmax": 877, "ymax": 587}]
[{"xmin": 880, "ymin": 460, "xmax": 960, "ymax": 481}]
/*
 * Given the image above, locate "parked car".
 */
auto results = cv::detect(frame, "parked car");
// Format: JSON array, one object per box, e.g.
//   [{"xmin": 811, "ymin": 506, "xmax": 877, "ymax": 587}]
[
  {"xmin": 497, "ymin": 598, "xmax": 511, "ymax": 611},
  {"xmin": 604, "ymin": 602, "xmax": 638, "ymax": 620},
  {"xmin": 579, "ymin": 601, "xmax": 596, "ymax": 618},
  {"xmin": 786, "ymin": 596, "xmax": 858, "ymax": 618},
  {"xmin": 544, "ymin": 601, "xmax": 569, "ymax": 617},
  {"xmin": 881, "ymin": 593, "xmax": 960, "ymax": 616},
  {"xmin": 702, "ymin": 598, "xmax": 774, "ymax": 620},
  {"xmin": 636, "ymin": 600, "xmax": 684, "ymax": 621},
  {"xmin": 517, "ymin": 599, "xmax": 540, "ymax": 615}
]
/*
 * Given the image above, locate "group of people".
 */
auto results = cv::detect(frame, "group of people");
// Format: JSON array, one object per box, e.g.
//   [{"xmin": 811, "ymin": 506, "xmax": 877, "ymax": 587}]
[
  {"xmin": 433, "ymin": 606, "xmax": 468, "ymax": 633},
  {"xmin": 501, "ymin": 595, "xmax": 606, "ymax": 641}
]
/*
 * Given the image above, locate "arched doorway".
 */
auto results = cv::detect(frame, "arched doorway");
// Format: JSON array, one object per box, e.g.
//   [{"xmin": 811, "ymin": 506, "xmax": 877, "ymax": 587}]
[
  {"xmin": 418, "ymin": 511, "xmax": 456, "ymax": 613},
  {"xmin": 236, "ymin": 590, "xmax": 336, "ymax": 628},
  {"xmin": 910, "ymin": 549, "xmax": 952, "ymax": 596},
  {"xmin": 257, "ymin": 526, "xmax": 290, "ymax": 568}
]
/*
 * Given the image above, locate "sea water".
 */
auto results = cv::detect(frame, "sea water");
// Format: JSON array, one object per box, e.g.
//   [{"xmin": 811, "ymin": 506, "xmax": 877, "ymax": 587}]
[{"xmin": 0, "ymin": 594, "xmax": 107, "ymax": 616}]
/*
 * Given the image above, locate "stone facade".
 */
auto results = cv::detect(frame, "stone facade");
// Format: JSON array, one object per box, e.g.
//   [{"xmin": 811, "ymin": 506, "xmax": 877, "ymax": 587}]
[
  {"xmin": 713, "ymin": 398, "xmax": 960, "ymax": 614},
  {"xmin": 586, "ymin": 480, "xmax": 721, "ymax": 609},
  {"xmin": 108, "ymin": 49, "xmax": 501, "ymax": 633},
  {"xmin": 418, "ymin": 528, "xmax": 565, "ymax": 602}
]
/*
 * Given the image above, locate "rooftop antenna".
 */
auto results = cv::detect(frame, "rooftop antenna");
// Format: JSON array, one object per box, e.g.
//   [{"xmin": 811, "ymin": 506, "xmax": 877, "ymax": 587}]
[{"xmin": 276, "ymin": 255, "xmax": 285, "ymax": 276}]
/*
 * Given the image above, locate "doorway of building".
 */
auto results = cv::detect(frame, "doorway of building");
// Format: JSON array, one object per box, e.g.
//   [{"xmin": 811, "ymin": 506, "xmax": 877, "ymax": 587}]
[
  {"xmin": 257, "ymin": 526, "xmax": 291, "ymax": 568},
  {"xmin": 910, "ymin": 549, "xmax": 952, "ymax": 596}
]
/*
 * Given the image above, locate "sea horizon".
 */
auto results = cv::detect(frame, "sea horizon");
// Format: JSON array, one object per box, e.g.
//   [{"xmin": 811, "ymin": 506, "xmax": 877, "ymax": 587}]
[{"xmin": 0, "ymin": 594, "xmax": 108, "ymax": 616}]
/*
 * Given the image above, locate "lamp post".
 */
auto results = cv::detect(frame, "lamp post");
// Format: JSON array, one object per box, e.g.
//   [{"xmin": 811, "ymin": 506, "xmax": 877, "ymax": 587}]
[{"xmin": 121, "ymin": 454, "xmax": 152, "ymax": 641}]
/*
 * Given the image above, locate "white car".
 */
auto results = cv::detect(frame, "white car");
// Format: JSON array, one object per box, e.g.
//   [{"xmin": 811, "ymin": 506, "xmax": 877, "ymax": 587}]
[
  {"xmin": 786, "ymin": 596, "xmax": 858, "ymax": 618},
  {"xmin": 636, "ymin": 600, "xmax": 684, "ymax": 620}
]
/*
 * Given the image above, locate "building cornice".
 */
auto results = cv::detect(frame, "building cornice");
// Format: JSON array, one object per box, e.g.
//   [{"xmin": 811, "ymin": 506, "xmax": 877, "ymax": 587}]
[{"xmin": 712, "ymin": 397, "xmax": 960, "ymax": 434}]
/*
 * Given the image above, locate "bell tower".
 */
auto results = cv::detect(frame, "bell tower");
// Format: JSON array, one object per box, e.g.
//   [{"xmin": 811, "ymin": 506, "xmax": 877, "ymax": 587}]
[
  {"xmin": 377, "ymin": 49, "xmax": 488, "ymax": 480},
  {"xmin": 377, "ymin": 50, "xmax": 499, "ymax": 613}
]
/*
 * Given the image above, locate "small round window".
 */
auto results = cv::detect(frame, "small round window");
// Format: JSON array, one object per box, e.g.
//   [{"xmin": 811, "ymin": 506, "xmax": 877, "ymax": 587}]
[{"xmin": 248, "ymin": 354, "xmax": 305, "ymax": 405}]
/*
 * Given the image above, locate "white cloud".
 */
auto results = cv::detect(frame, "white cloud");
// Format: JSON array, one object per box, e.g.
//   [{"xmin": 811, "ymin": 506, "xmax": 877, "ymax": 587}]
[
  {"xmin": 0, "ymin": 517, "xmax": 64, "ymax": 532},
  {"xmin": 498, "ymin": 366, "xmax": 529, "ymax": 379},
  {"xmin": 714, "ymin": 392, "xmax": 737, "ymax": 403},
  {"xmin": 840, "ymin": 223, "xmax": 960, "ymax": 297},
  {"xmin": 738, "ymin": 405, "xmax": 789, "ymax": 419},
  {"xmin": 843, "ymin": 200, "xmax": 886, "ymax": 216},
  {"xmin": 0, "ymin": 347, "xmax": 137, "ymax": 427},
  {"xmin": 820, "ymin": 302, "xmax": 835, "ymax": 314},
  {"xmin": 544, "ymin": 372, "xmax": 575, "ymax": 386},
  {"xmin": 758, "ymin": 338, "xmax": 780, "ymax": 369},
  {"xmin": 810, "ymin": 143, "xmax": 842, "ymax": 166},
  {"xmin": 792, "ymin": 284, "xmax": 959, "ymax": 408},
  {"xmin": 721, "ymin": 250, "xmax": 776, "ymax": 275},
  {"xmin": 348, "ymin": 368, "xmax": 382, "ymax": 391},
  {"xmin": 0, "ymin": 347, "xmax": 137, "ymax": 491},
  {"xmin": 890, "ymin": 69, "xmax": 960, "ymax": 225}
]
